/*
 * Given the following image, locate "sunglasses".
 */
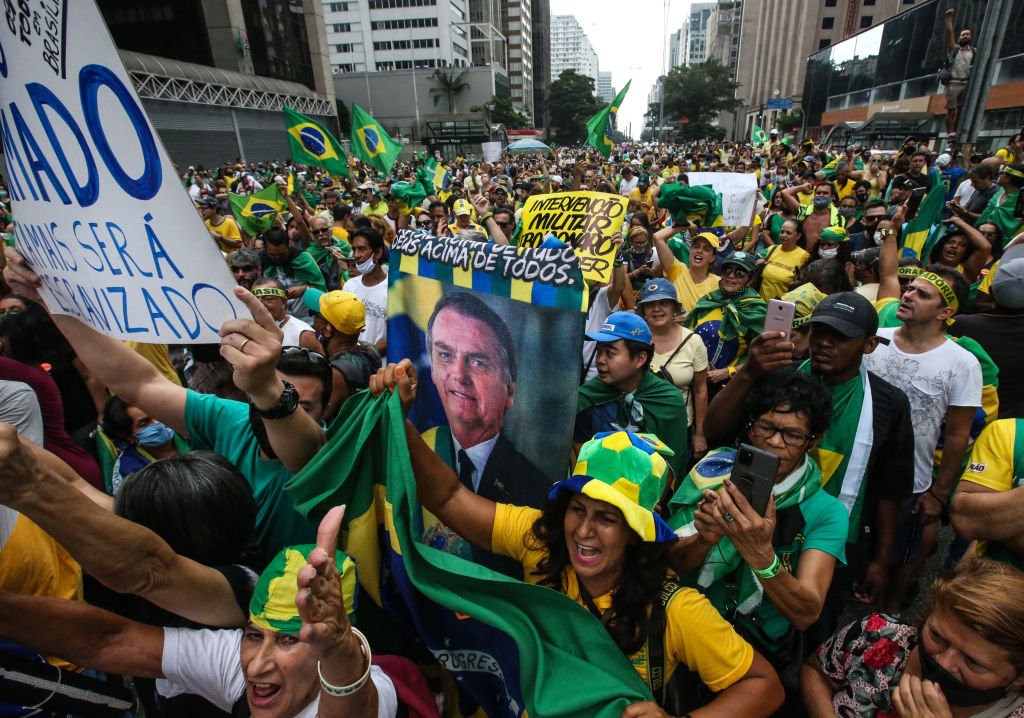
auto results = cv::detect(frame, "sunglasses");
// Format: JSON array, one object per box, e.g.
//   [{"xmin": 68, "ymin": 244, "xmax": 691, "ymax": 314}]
[
  {"xmin": 721, "ymin": 265, "xmax": 750, "ymax": 278},
  {"xmin": 280, "ymin": 346, "xmax": 329, "ymax": 367},
  {"xmin": 314, "ymin": 227, "xmax": 332, "ymax": 234}
]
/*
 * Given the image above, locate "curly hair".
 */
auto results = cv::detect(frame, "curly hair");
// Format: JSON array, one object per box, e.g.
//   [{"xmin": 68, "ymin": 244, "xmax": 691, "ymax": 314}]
[{"xmin": 528, "ymin": 492, "xmax": 670, "ymax": 655}]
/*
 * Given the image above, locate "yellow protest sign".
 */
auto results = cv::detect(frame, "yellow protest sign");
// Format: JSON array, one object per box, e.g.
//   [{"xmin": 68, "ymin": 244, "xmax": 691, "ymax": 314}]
[{"xmin": 518, "ymin": 191, "xmax": 628, "ymax": 283}]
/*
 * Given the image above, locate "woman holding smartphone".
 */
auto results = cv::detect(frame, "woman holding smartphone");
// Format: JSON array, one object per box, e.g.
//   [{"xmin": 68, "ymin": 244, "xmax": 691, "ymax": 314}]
[{"xmin": 667, "ymin": 369, "xmax": 848, "ymax": 670}]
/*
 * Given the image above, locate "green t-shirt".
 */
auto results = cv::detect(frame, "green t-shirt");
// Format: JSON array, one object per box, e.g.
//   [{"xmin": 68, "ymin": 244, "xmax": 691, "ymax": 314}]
[
  {"xmin": 700, "ymin": 481, "xmax": 848, "ymax": 653},
  {"xmin": 185, "ymin": 391, "xmax": 317, "ymax": 566}
]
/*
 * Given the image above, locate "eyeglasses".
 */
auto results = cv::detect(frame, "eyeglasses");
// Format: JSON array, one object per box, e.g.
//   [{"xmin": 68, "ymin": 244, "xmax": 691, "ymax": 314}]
[
  {"xmin": 749, "ymin": 419, "xmax": 815, "ymax": 448},
  {"xmin": 0, "ymin": 307, "xmax": 24, "ymax": 316},
  {"xmin": 280, "ymin": 346, "xmax": 329, "ymax": 367},
  {"xmin": 721, "ymin": 266, "xmax": 750, "ymax": 278},
  {"xmin": 314, "ymin": 227, "xmax": 332, "ymax": 234}
]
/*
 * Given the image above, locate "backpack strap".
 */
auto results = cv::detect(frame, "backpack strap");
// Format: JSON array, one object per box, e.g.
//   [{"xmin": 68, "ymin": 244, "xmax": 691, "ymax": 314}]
[
  {"xmin": 661, "ymin": 331, "xmax": 696, "ymax": 369},
  {"xmin": 646, "ymin": 578, "xmax": 685, "ymax": 704}
]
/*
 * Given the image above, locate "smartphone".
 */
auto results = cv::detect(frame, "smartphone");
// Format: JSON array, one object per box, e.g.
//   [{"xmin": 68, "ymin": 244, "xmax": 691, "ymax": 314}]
[
  {"xmin": 763, "ymin": 299, "xmax": 796, "ymax": 341},
  {"xmin": 732, "ymin": 443, "xmax": 779, "ymax": 516},
  {"xmin": 905, "ymin": 186, "xmax": 927, "ymax": 220}
]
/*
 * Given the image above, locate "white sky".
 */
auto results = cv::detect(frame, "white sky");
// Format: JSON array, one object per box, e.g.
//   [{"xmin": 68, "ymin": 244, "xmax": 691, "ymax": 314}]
[{"xmin": 549, "ymin": 0, "xmax": 694, "ymax": 138}]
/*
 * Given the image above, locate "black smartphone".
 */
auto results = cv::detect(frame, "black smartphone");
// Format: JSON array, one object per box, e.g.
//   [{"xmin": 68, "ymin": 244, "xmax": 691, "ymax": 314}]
[
  {"xmin": 905, "ymin": 186, "xmax": 927, "ymax": 220},
  {"xmin": 731, "ymin": 443, "xmax": 779, "ymax": 516}
]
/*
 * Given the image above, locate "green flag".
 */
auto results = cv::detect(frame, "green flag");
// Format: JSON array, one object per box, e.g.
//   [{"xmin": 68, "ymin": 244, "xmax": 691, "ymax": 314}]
[
  {"xmin": 350, "ymin": 104, "xmax": 403, "ymax": 174},
  {"xmin": 901, "ymin": 170, "xmax": 947, "ymax": 260},
  {"xmin": 751, "ymin": 124, "xmax": 768, "ymax": 147},
  {"xmin": 283, "ymin": 106, "xmax": 349, "ymax": 178},
  {"xmin": 284, "ymin": 390, "xmax": 651, "ymax": 717},
  {"xmin": 227, "ymin": 184, "xmax": 285, "ymax": 236},
  {"xmin": 586, "ymin": 81, "xmax": 631, "ymax": 158}
]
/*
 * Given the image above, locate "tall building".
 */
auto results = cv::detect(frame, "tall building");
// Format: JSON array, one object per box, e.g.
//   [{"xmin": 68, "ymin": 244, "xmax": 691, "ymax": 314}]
[
  {"xmin": 685, "ymin": 2, "xmax": 716, "ymax": 66},
  {"xmin": 732, "ymin": 0, "xmax": 907, "ymax": 139},
  {"xmin": 597, "ymin": 71, "xmax": 615, "ymax": 103},
  {"xmin": 668, "ymin": 27, "xmax": 687, "ymax": 70},
  {"xmin": 97, "ymin": 0, "xmax": 335, "ymax": 167},
  {"xmin": 531, "ymin": 0, "xmax": 550, "ymax": 127},
  {"xmin": 502, "ymin": 0, "xmax": 534, "ymax": 117},
  {"xmin": 321, "ymin": 0, "xmax": 472, "ymax": 74},
  {"xmin": 550, "ymin": 15, "xmax": 599, "ymax": 85}
]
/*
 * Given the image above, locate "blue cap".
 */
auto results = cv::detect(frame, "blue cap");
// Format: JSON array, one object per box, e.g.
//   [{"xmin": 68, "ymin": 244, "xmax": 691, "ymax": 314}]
[
  {"xmin": 637, "ymin": 278, "xmax": 679, "ymax": 307},
  {"xmin": 586, "ymin": 311, "xmax": 653, "ymax": 344}
]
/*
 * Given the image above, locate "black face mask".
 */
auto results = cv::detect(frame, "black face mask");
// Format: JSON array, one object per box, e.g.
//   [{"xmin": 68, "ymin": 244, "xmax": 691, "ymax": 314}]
[{"xmin": 919, "ymin": 648, "xmax": 1011, "ymax": 707}]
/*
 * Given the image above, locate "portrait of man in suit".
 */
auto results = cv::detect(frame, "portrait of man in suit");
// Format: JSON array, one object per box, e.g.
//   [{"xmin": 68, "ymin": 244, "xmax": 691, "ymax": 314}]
[{"xmin": 424, "ymin": 291, "xmax": 550, "ymax": 508}]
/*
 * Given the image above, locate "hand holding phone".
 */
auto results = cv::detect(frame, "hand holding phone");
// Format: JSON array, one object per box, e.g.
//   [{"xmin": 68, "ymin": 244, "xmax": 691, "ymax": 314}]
[
  {"xmin": 763, "ymin": 299, "xmax": 796, "ymax": 341},
  {"xmin": 731, "ymin": 443, "xmax": 779, "ymax": 516}
]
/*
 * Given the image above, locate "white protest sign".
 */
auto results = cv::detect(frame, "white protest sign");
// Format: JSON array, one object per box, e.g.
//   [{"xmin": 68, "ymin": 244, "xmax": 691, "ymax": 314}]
[
  {"xmin": 481, "ymin": 141, "xmax": 502, "ymax": 163},
  {"xmin": 686, "ymin": 172, "xmax": 759, "ymax": 227},
  {"xmin": 0, "ymin": 1, "xmax": 243, "ymax": 343}
]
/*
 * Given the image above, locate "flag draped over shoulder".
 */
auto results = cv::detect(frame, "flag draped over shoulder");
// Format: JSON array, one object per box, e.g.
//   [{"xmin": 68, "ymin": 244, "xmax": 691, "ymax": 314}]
[
  {"xmin": 751, "ymin": 125, "xmax": 767, "ymax": 147},
  {"xmin": 283, "ymin": 106, "xmax": 350, "ymax": 178},
  {"xmin": 586, "ymin": 81, "xmax": 631, "ymax": 158},
  {"xmin": 350, "ymin": 104, "xmax": 403, "ymax": 175},
  {"xmin": 657, "ymin": 183, "xmax": 724, "ymax": 228},
  {"xmin": 820, "ymin": 155, "xmax": 864, "ymax": 181},
  {"xmin": 284, "ymin": 391, "xmax": 651, "ymax": 718},
  {"xmin": 901, "ymin": 171, "xmax": 946, "ymax": 260},
  {"xmin": 228, "ymin": 184, "xmax": 285, "ymax": 236}
]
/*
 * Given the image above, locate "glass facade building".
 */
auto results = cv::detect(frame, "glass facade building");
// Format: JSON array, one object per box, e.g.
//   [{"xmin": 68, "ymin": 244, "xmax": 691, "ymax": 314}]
[{"xmin": 802, "ymin": 0, "xmax": 1022, "ymax": 147}]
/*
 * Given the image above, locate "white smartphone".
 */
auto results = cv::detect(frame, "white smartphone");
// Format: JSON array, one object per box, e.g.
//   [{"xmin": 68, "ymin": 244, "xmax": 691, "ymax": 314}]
[{"xmin": 764, "ymin": 299, "xmax": 796, "ymax": 341}]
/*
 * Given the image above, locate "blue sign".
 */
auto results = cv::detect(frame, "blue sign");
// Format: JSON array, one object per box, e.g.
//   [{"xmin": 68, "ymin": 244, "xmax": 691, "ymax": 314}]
[{"xmin": 767, "ymin": 98, "xmax": 794, "ymax": 110}]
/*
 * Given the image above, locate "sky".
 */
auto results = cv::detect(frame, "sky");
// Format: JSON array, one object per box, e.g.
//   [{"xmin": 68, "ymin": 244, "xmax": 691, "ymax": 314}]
[{"xmin": 549, "ymin": 0, "xmax": 693, "ymax": 138}]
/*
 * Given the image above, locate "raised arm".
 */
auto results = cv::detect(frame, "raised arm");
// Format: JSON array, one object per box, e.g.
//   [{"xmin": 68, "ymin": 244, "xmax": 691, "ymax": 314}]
[
  {"xmin": 781, "ymin": 184, "xmax": 808, "ymax": 215},
  {"xmin": 0, "ymin": 424, "xmax": 247, "ymax": 627},
  {"xmin": 652, "ymin": 224, "xmax": 683, "ymax": 271},
  {"xmin": 945, "ymin": 8, "xmax": 956, "ymax": 50},
  {"xmin": 369, "ymin": 361, "xmax": 497, "ymax": 550},
  {"xmin": 875, "ymin": 212, "xmax": 905, "ymax": 301}
]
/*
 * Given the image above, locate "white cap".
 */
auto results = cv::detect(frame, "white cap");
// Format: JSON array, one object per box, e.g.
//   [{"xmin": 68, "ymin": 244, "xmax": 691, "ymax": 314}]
[
  {"xmin": 769, "ymin": 128, "xmax": 779, "ymax": 135},
  {"xmin": 936, "ymin": 153, "xmax": 952, "ymax": 168},
  {"xmin": 549, "ymin": 174, "xmax": 563, "ymax": 185}
]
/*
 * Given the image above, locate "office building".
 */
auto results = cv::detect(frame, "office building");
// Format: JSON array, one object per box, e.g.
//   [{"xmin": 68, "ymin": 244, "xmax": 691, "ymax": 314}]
[
  {"xmin": 503, "ymin": 0, "xmax": 535, "ymax": 117},
  {"xmin": 97, "ymin": 0, "xmax": 335, "ymax": 167},
  {"xmin": 550, "ymin": 15, "xmax": 599, "ymax": 85},
  {"xmin": 531, "ymin": 0, "xmax": 551, "ymax": 127},
  {"xmin": 597, "ymin": 71, "xmax": 616, "ymax": 103},
  {"xmin": 685, "ymin": 2, "xmax": 716, "ymax": 66},
  {"xmin": 668, "ymin": 27, "xmax": 687, "ymax": 70}
]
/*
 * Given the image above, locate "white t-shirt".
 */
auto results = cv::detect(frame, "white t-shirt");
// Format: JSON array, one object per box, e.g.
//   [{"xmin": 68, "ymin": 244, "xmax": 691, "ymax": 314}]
[
  {"xmin": 863, "ymin": 328, "xmax": 983, "ymax": 492},
  {"xmin": 582, "ymin": 286, "xmax": 619, "ymax": 382},
  {"xmin": 159, "ymin": 628, "xmax": 398, "ymax": 718},
  {"xmin": 618, "ymin": 177, "xmax": 639, "ymax": 196},
  {"xmin": 952, "ymin": 178, "xmax": 976, "ymax": 208},
  {"xmin": 343, "ymin": 273, "xmax": 388, "ymax": 348},
  {"xmin": 279, "ymin": 315, "xmax": 315, "ymax": 348}
]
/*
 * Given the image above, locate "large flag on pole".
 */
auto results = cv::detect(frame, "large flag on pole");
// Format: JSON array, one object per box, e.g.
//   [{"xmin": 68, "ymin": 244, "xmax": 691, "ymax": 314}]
[
  {"xmin": 586, "ymin": 81, "xmax": 631, "ymax": 158},
  {"xmin": 283, "ymin": 106, "xmax": 350, "ymax": 178},
  {"xmin": 751, "ymin": 124, "xmax": 768, "ymax": 147},
  {"xmin": 350, "ymin": 104, "xmax": 403, "ymax": 175},
  {"xmin": 228, "ymin": 184, "xmax": 285, "ymax": 236},
  {"xmin": 901, "ymin": 170, "xmax": 947, "ymax": 260}
]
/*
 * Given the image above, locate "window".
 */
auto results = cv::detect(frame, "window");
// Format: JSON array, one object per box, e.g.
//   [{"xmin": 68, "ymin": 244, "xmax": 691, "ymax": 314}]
[
  {"xmin": 334, "ymin": 43, "xmax": 353, "ymax": 52},
  {"xmin": 331, "ymin": 23, "xmax": 351, "ymax": 32},
  {"xmin": 902, "ymin": 0, "xmax": 914, "ymax": 4},
  {"xmin": 860, "ymin": 15, "xmax": 872, "ymax": 27},
  {"xmin": 370, "ymin": 18, "xmax": 438, "ymax": 29},
  {"xmin": 821, "ymin": 16, "xmax": 834, "ymax": 29},
  {"xmin": 327, "ymin": 2, "xmax": 348, "ymax": 10},
  {"xmin": 413, "ymin": 38, "xmax": 438, "ymax": 48},
  {"xmin": 824, "ymin": 0, "xmax": 836, "ymax": 6},
  {"xmin": 864, "ymin": 0, "xmax": 875, "ymax": 4},
  {"xmin": 334, "ymin": 63, "xmax": 355, "ymax": 73},
  {"xmin": 819, "ymin": 38, "xmax": 831, "ymax": 49},
  {"xmin": 368, "ymin": 0, "xmax": 437, "ymax": 7}
]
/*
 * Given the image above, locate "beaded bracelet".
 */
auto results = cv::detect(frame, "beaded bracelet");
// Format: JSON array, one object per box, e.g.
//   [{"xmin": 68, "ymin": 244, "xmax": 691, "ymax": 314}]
[{"xmin": 318, "ymin": 627, "xmax": 372, "ymax": 698}]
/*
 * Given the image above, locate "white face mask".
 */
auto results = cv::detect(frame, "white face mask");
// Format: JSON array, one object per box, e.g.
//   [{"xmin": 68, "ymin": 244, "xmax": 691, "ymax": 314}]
[
  {"xmin": 819, "ymin": 248, "xmax": 838, "ymax": 259},
  {"xmin": 355, "ymin": 256, "xmax": 376, "ymax": 274},
  {"xmin": 873, "ymin": 231, "xmax": 885, "ymax": 246}
]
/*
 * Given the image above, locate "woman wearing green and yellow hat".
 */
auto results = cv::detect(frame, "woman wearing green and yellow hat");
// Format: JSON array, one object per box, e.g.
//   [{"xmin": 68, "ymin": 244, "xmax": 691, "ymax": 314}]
[{"xmin": 373, "ymin": 360, "xmax": 785, "ymax": 717}]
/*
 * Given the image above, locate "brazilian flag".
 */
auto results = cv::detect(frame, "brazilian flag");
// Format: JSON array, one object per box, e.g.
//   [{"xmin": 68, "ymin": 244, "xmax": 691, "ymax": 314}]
[
  {"xmin": 283, "ymin": 106, "xmax": 349, "ymax": 178},
  {"xmin": 228, "ymin": 184, "xmax": 285, "ymax": 236},
  {"xmin": 751, "ymin": 124, "xmax": 768, "ymax": 147},
  {"xmin": 350, "ymin": 104, "xmax": 402, "ymax": 175},
  {"xmin": 585, "ymin": 80, "xmax": 631, "ymax": 158},
  {"xmin": 901, "ymin": 170, "xmax": 947, "ymax": 260}
]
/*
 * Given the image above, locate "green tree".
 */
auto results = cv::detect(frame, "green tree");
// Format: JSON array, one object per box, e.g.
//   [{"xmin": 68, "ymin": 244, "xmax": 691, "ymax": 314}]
[
  {"xmin": 547, "ymin": 69, "xmax": 601, "ymax": 145},
  {"xmin": 470, "ymin": 96, "xmax": 531, "ymax": 130},
  {"xmin": 428, "ymin": 69, "xmax": 470, "ymax": 113},
  {"xmin": 660, "ymin": 59, "xmax": 742, "ymax": 141},
  {"xmin": 774, "ymin": 107, "xmax": 803, "ymax": 134}
]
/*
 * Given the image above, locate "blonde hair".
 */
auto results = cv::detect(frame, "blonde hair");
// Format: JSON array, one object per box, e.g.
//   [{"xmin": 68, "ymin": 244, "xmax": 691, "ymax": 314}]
[
  {"xmin": 627, "ymin": 226, "xmax": 650, "ymax": 243},
  {"xmin": 930, "ymin": 558, "xmax": 1024, "ymax": 674}
]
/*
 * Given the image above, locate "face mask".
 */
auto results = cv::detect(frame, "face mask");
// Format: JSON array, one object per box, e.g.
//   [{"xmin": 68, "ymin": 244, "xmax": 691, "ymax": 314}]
[
  {"xmin": 136, "ymin": 421, "xmax": 175, "ymax": 447},
  {"xmin": 839, "ymin": 208, "xmax": 856, "ymax": 219},
  {"xmin": 813, "ymin": 197, "xmax": 832, "ymax": 209},
  {"xmin": 919, "ymin": 649, "xmax": 1011, "ymax": 707},
  {"xmin": 355, "ymin": 256, "xmax": 376, "ymax": 274},
  {"xmin": 820, "ymin": 248, "xmax": 838, "ymax": 259},
  {"xmin": 873, "ymin": 231, "xmax": 885, "ymax": 246}
]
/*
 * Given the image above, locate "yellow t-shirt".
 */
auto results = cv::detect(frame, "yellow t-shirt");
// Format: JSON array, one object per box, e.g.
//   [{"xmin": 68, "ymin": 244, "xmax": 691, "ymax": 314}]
[
  {"xmin": 995, "ymin": 147, "xmax": 1019, "ymax": 166},
  {"xmin": 491, "ymin": 504, "xmax": 753, "ymax": 691},
  {"xmin": 333, "ymin": 226, "xmax": 350, "ymax": 244},
  {"xmin": 733, "ymin": 214, "xmax": 763, "ymax": 252},
  {"xmin": 629, "ymin": 188, "xmax": 658, "ymax": 221},
  {"xmin": 205, "ymin": 216, "xmax": 242, "ymax": 254},
  {"xmin": 959, "ymin": 419, "xmax": 1023, "ymax": 564},
  {"xmin": 833, "ymin": 178, "xmax": 856, "ymax": 200},
  {"xmin": 126, "ymin": 341, "xmax": 182, "ymax": 386},
  {"xmin": 364, "ymin": 201, "xmax": 389, "ymax": 217},
  {"xmin": 665, "ymin": 263, "xmax": 720, "ymax": 313},
  {"xmin": 759, "ymin": 246, "xmax": 811, "ymax": 301}
]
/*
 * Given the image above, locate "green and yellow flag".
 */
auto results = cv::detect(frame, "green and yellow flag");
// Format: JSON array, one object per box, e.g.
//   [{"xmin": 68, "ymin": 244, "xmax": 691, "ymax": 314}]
[
  {"xmin": 751, "ymin": 124, "xmax": 768, "ymax": 147},
  {"xmin": 350, "ymin": 104, "xmax": 403, "ymax": 175},
  {"xmin": 228, "ymin": 184, "xmax": 285, "ymax": 236},
  {"xmin": 901, "ymin": 170, "xmax": 946, "ymax": 260},
  {"xmin": 585, "ymin": 81, "xmax": 631, "ymax": 158},
  {"xmin": 283, "ymin": 106, "xmax": 349, "ymax": 178}
]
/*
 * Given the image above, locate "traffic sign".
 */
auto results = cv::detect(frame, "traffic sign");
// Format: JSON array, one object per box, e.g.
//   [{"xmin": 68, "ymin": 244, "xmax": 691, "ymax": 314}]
[{"xmin": 767, "ymin": 98, "xmax": 794, "ymax": 110}]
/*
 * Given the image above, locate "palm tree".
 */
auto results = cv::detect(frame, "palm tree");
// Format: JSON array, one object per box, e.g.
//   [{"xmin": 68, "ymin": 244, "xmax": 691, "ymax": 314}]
[{"xmin": 429, "ymin": 69, "xmax": 469, "ymax": 114}]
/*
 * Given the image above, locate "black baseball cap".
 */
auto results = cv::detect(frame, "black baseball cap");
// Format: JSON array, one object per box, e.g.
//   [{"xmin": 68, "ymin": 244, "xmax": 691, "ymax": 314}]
[{"xmin": 806, "ymin": 291, "xmax": 888, "ymax": 342}]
